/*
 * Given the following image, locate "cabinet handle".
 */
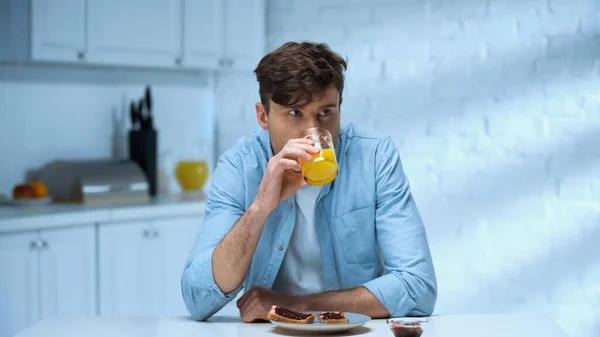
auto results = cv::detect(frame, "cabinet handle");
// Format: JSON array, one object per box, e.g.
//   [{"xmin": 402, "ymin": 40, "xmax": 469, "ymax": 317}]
[
  {"xmin": 77, "ymin": 51, "xmax": 86, "ymax": 61},
  {"xmin": 219, "ymin": 58, "xmax": 226, "ymax": 67},
  {"xmin": 30, "ymin": 240, "xmax": 39, "ymax": 250},
  {"xmin": 175, "ymin": 57, "xmax": 182, "ymax": 65},
  {"xmin": 152, "ymin": 230, "xmax": 159, "ymax": 238},
  {"xmin": 40, "ymin": 240, "xmax": 48, "ymax": 249},
  {"xmin": 143, "ymin": 229, "xmax": 150, "ymax": 238},
  {"xmin": 227, "ymin": 58, "xmax": 234, "ymax": 67}
]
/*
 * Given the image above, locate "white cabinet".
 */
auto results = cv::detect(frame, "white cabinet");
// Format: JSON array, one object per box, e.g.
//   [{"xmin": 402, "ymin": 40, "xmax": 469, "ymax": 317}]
[
  {"xmin": 0, "ymin": 225, "xmax": 96, "ymax": 337},
  {"xmin": 99, "ymin": 220, "xmax": 157, "ymax": 316},
  {"xmin": 30, "ymin": 0, "xmax": 86, "ymax": 62},
  {"xmin": 2, "ymin": 0, "xmax": 265, "ymax": 70},
  {"xmin": 38, "ymin": 226, "xmax": 97, "ymax": 320},
  {"xmin": 182, "ymin": 0, "xmax": 224, "ymax": 69},
  {"xmin": 99, "ymin": 215, "xmax": 201, "ymax": 316},
  {"xmin": 183, "ymin": 0, "xmax": 265, "ymax": 71},
  {"xmin": 154, "ymin": 217, "xmax": 202, "ymax": 316},
  {"xmin": 223, "ymin": 0, "xmax": 266, "ymax": 71},
  {"xmin": 86, "ymin": 0, "xmax": 182, "ymax": 67},
  {"xmin": 0, "ymin": 232, "xmax": 39, "ymax": 337}
]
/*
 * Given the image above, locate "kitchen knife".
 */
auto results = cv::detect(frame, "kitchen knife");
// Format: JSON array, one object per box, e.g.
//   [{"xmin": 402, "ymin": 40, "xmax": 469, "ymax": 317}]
[
  {"xmin": 138, "ymin": 100, "xmax": 147, "ymax": 129},
  {"xmin": 144, "ymin": 86, "xmax": 153, "ymax": 129},
  {"xmin": 130, "ymin": 102, "xmax": 138, "ymax": 129}
]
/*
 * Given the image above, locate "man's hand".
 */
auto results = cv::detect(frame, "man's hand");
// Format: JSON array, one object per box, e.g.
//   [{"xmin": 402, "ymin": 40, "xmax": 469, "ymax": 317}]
[
  {"xmin": 254, "ymin": 139, "xmax": 319, "ymax": 212},
  {"xmin": 236, "ymin": 286, "xmax": 295, "ymax": 323}
]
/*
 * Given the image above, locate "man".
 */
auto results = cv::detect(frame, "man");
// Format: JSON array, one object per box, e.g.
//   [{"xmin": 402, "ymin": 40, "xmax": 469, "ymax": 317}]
[{"xmin": 181, "ymin": 41, "xmax": 437, "ymax": 322}]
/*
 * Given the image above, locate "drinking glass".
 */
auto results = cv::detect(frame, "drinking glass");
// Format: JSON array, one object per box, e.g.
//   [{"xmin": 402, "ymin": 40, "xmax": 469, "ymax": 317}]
[{"xmin": 297, "ymin": 127, "xmax": 338, "ymax": 186}]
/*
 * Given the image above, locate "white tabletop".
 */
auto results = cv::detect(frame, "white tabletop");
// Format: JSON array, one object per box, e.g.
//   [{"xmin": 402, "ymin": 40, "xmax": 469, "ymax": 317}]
[{"xmin": 15, "ymin": 313, "xmax": 568, "ymax": 337}]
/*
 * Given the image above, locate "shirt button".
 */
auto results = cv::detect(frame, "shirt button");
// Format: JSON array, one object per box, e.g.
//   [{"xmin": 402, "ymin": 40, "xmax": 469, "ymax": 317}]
[
  {"xmin": 277, "ymin": 243, "xmax": 284, "ymax": 250},
  {"xmin": 287, "ymin": 202, "xmax": 293, "ymax": 208}
]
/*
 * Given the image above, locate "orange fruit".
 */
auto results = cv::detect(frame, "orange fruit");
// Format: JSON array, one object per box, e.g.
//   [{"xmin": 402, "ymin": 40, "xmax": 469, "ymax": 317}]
[{"xmin": 30, "ymin": 181, "xmax": 48, "ymax": 198}]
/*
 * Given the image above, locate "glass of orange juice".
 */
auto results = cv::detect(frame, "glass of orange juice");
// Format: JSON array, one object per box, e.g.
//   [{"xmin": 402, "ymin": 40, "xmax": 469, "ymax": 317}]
[
  {"xmin": 175, "ymin": 160, "xmax": 209, "ymax": 193},
  {"xmin": 297, "ymin": 127, "xmax": 338, "ymax": 186}
]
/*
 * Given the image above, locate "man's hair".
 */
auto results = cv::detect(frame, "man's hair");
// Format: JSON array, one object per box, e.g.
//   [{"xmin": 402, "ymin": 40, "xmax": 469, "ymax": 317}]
[{"xmin": 254, "ymin": 41, "xmax": 347, "ymax": 111}]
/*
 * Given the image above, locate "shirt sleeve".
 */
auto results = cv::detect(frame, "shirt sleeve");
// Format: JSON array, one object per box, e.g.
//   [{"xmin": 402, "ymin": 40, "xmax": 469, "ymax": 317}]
[
  {"xmin": 362, "ymin": 137, "xmax": 438, "ymax": 317},
  {"xmin": 181, "ymin": 152, "xmax": 246, "ymax": 321}
]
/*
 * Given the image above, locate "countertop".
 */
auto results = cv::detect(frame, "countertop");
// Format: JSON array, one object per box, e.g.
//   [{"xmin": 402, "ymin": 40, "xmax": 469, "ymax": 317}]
[
  {"xmin": 0, "ymin": 195, "xmax": 207, "ymax": 233},
  {"xmin": 14, "ymin": 311, "xmax": 568, "ymax": 337}
]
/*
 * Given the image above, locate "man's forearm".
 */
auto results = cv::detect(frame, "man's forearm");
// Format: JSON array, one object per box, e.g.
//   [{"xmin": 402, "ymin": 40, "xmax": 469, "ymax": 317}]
[
  {"xmin": 212, "ymin": 203, "xmax": 270, "ymax": 293},
  {"xmin": 295, "ymin": 287, "xmax": 390, "ymax": 319}
]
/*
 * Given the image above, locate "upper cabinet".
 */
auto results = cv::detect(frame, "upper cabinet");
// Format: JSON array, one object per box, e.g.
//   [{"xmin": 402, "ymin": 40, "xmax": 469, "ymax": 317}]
[
  {"xmin": 2, "ymin": 0, "xmax": 265, "ymax": 71},
  {"xmin": 31, "ymin": 0, "xmax": 86, "ymax": 62},
  {"xmin": 182, "ymin": 0, "xmax": 224, "ymax": 69},
  {"xmin": 86, "ymin": 0, "xmax": 181, "ymax": 67},
  {"xmin": 223, "ymin": 0, "xmax": 266, "ymax": 71}
]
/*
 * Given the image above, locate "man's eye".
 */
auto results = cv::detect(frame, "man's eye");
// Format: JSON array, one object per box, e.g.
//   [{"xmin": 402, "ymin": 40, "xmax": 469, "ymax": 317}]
[
  {"xmin": 288, "ymin": 109, "xmax": 301, "ymax": 116},
  {"xmin": 319, "ymin": 109, "xmax": 331, "ymax": 117}
]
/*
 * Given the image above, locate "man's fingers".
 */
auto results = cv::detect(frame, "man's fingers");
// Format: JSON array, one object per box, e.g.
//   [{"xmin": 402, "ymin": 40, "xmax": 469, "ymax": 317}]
[
  {"xmin": 236, "ymin": 288, "xmax": 255, "ymax": 309},
  {"xmin": 242, "ymin": 307, "xmax": 268, "ymax": 323},
  {"xmin": 286, "ymin": 142, "xmax": 320, "ymax": 155},
  {"xmin": 240, "ymin": 299, "xmax": 263, "ymax": 323},
  {"xmin": 276, "ymin": 158, "xmax": 301, "ymax": 172},
  {"xmin": 239, "ymin": 296, "xmax": 257, "ymax": 320},
  {"xmin": 279, "ymin": 147, "xmax": 314, "ymax": 161}
]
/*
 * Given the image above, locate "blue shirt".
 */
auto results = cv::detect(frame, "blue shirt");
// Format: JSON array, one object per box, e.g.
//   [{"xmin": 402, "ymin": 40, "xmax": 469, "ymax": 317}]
[{"xmin": 181, "ymin": 123, "xmax": 437, "ymax": 321}]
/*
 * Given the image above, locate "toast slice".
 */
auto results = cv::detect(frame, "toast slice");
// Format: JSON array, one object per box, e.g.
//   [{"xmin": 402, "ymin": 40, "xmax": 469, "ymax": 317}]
[
  {"xmin": 318, "ymin": 311, "xmax": 350, "ymax": 324},
  {"xmin": 267, "ymin": 305, "xmax": 315, "ymax": 324}
]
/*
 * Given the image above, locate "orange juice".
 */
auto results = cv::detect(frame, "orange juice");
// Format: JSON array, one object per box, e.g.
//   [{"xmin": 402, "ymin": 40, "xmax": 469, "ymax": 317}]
[
  {"xmin": 175, "ymin": 160, "xmax": 209, "ymax": 192},
  {"xmin": 301, "ymin": 148, "xmax": 338, "ymax": 186}
]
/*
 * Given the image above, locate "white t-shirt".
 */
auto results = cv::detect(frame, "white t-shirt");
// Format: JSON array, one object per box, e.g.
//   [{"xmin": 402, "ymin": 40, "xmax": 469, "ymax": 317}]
[{"xmin": 272, "ymin": 185, "xmax": 326, "ymax": 296}]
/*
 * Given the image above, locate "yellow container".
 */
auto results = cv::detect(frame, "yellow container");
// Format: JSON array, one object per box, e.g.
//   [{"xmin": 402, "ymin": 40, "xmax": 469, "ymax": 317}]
[
  {"xmin": 175, "ymin": 160, "xmax": 209, "ymax": 192},
  {"xmin": 298, "ymin": 127, "xmax": 338, "ymax": 186}
]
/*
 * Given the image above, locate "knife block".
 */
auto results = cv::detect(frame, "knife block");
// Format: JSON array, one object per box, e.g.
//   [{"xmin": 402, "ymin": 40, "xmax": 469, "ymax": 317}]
[{"xmin": 128, "ymin": 129, "xmax": 158, "ymax": 197}]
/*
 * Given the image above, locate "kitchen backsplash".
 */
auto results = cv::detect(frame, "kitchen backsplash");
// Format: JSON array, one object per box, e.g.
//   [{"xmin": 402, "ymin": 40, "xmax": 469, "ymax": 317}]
[{"xmin": 0, "ymin": 79, "xmax": 215, "ymax": 197}]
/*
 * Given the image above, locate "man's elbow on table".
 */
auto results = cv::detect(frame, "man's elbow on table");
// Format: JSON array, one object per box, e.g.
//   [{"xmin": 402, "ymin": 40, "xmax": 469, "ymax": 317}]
[
  {"xmin": 370, "ymin": 270, "xmax": 437, "ymax": 318},
  {"xmin": 407, "ymin": 273, "xmax": 438, "ymax": 317},
  {"xmin": 180, "ymin": 259, "xmax": 236, "ymax": 321},
  {"xmin": 181, "ymin": 269, "xmax": 215, "ymax": 321}
]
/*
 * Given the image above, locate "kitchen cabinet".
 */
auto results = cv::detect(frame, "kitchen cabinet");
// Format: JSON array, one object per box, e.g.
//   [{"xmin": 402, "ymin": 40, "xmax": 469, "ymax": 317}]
[
  {"xmin": 154, "ymin": 217, "xmax": 202, "ymax": 315},
  {"xmin": 223, "ymin": 0, "xmax": 266, "ymax": 71},
  {"xmin": 0, "ymin": 225, "xmax": 95, "ymax": 337},
  {"xmin": 86, "ymin": 0, "xmax": 182, "ymax": 67},
  {"xmin": 99, "ymin": 215, "xmax": 201, "ymax": 316},
  {"xmin": 182, "ymin": 0, "xmax": 224, "ymax": 69},
  {"xmin": 0, "ymin": 232, "xmax": 39, "ymax": 337},
  {"xmin": 183, "ymin": 0, "xmax": 266, "ymax": 71},
  {"xmin": 30, "ymin": 0, "xmax": 86, "ymax": 62},
  {"xmin": 2, "ymin": 0, "xmax": 265, "ymax": 70},
  {"xmin": 99, "ymin": 220, "xmax": 158, "ymax": 316},
  {"xmin": 38, "ymin": 226, "xmax": 97, "ymax": 320}
]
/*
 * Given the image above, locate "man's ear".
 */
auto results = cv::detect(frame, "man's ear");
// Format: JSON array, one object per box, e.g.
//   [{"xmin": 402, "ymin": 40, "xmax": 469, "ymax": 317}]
[{"xmin": 256, "ymin": 102, "xmax": 268, "ymax": 130}]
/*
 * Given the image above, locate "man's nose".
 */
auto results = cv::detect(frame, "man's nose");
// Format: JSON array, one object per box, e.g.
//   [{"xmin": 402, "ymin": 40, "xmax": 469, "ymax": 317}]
[{"xmin": 304, "ymin": 117, "xmax": 321, "ymax": 130}]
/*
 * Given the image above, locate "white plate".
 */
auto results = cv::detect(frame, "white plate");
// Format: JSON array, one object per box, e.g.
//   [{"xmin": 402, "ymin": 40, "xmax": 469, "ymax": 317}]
[
  {"xmin": 1, "ymin": 197, "xmax": 52, "ymax": 207},
  {"xmin": 270, "ymin": 312, "xmax": 371, "ymax": 335}
]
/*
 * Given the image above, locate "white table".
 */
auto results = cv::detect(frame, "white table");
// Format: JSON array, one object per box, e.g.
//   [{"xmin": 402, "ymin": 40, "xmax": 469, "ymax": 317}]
[{"xmin": 15, "ymin": 313, "xmax": 569, "ymax": 337}]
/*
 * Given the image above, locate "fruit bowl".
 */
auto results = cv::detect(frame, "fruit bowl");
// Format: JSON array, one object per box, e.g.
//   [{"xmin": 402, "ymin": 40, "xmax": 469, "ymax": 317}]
[{"xmin": 3, "ymin": 181, "xmax": 52, "ymax": 207}]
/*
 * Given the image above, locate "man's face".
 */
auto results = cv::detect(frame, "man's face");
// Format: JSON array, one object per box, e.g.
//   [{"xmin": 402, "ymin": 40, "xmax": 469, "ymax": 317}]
[{"xmin": 255, "ymin": 86, "xmax": 341, "ymax": 155}]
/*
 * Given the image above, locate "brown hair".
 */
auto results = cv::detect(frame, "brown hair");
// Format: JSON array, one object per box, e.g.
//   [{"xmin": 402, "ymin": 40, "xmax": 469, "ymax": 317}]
[{"xmin": 254, "ymin": 41, "xmax": 347, "ymax": 111}]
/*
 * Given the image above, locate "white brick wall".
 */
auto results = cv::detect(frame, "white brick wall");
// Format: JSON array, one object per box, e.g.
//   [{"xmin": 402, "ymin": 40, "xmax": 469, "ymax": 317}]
[{"xmin": 216, "ymin": 0, "xmax": 600, "ymax": 335}]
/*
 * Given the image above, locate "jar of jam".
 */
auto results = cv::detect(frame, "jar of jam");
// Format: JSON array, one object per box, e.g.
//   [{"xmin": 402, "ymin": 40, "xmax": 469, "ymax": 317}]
[{"xmin": 386, "ymin": 318, "xmax": 427, "ymax": 337}]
